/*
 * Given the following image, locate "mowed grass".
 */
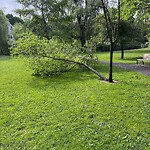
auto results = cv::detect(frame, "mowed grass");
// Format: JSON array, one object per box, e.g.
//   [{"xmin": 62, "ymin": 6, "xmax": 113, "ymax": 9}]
[
  {"xmin": 0, "ymin": 55, "xmax": 150, "ymax": 150},
  {"xmin": 97, "ymin": 48, "xmax": 150, "ymax": 64}
]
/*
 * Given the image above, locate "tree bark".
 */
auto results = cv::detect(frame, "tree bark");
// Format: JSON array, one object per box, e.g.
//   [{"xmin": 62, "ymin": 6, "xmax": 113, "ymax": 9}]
[
  {"xmin": 77, "ymin": 14, "xmax": 86, "ymax": 47},
  {"xmin": 108, "ymin": 43, "xmax": 114, "ymax": 82},
  {"xmin": 41, "ymin": 4, "xmax": 50, "ymax": 40},
  {"xmin": 121, "ymin": 42, "xmax": 124, "ymax": 59}
]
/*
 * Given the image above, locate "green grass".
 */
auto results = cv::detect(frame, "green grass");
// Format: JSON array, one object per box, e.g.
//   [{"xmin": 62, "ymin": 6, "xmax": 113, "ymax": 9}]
[
  {"xmin": 97, "ymin": 48, "xmax": 150, "ymax": 64},
  {"xmin": 0, "ymin": 55, "xmax": 150, "ymax": 150}
]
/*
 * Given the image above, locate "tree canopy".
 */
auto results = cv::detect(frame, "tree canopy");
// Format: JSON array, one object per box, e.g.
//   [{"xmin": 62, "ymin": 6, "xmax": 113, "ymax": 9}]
[
  {"xmin": 0, "ymin": 9, "xmax": 9, "ymax": 54},
  {"xmin": 6, "ymin": 14, "xmax": 24, "ymax": 25}
]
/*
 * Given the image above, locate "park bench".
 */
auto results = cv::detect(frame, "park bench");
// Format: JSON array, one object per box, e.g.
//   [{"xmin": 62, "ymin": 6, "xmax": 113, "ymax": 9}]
[{"xmin": 136, "ymin": 54, "xmax": 150, "ymax": 64}]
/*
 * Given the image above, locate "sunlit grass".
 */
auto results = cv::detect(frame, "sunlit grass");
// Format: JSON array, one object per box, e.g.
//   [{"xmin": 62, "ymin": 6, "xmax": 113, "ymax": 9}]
[
  {"xmin": 0, "ymin": 56, "xmax": 150, "ymax": 149},
  {"xmin": 97, "ymin": 48, "xmax": 150, "ymax": 64}
]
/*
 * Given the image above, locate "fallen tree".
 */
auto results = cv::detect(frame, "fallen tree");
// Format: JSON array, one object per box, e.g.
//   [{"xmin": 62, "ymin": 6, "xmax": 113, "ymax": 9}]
[{"xmin": 11, "ymin": 32, "xmax": 108, "ymax": 81}]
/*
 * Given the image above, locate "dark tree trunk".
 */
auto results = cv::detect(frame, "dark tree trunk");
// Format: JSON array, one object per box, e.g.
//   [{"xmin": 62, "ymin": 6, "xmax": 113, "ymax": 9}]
[
  {"xmin": 41, "ymin": 5, "xmax": 50, "ymax": 40},
  {"xmin": 121, "ymin": 42, "xmax": 124, "ymax": 59},
  {"xmin": 109, "ymin": 43, "xmax": 114, "ymax": 82},
  {"xmin": 0, "ymin": 49, "xmax": 4, "ymax": 55},
  {"xmin": 77, "ymin": 15, "xmax": 86, "ymax": 47},
  {"xmin": 80, "ymin": 30, "xmax": 86, "ymax": 47},
  {"xmin": 0, "ymin": 43, "xmax": 10, "ymax": 55}
]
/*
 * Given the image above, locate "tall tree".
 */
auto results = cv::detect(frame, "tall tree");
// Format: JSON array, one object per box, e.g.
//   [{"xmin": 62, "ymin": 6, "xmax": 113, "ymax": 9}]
[
  {"xmin": 0, "ymin": 10, "xmax": 8, "ymax": 55},
  {"xmin": 118, "ymin": 20, "xmax": 145, "ymax": 59},
  {"xmin": 101, "ymin": 0, "xmax": 120, "ymax": 82},
  {"xmin": 16, "ymin": 0, "xmax": 103, "ymax": 46},
  {"xmin": 16, "ymin": 0, "xmax": 57, "ymax": 39},
  {"xmin": 71, "ymin": 0, "xmax": 102, "ymax": 47},
  {"xmin": 121, "ymin": 0, "xmax": 150, "ymax": 40}
]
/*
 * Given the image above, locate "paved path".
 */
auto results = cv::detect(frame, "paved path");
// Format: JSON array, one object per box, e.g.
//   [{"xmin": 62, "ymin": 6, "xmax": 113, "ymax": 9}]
[{"xmin": 100, "ymin": 61, "xmax": 150, "ymax": 76}]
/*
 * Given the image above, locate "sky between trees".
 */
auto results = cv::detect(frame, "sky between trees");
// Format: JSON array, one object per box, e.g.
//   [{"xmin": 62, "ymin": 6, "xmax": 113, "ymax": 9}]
[{"xmin": 0, "ymin": 0, "xmax": 22, "ymax": 15}]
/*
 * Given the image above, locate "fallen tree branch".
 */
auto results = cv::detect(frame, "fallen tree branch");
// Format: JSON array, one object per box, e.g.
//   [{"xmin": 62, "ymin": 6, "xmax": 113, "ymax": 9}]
[
  {"xmin": 41, "ymin": 53, "xmax": 108, "ymax": 81},
  {"xmin": 13, "ymin": 51, "xmax": 108, "ymax": 81}
]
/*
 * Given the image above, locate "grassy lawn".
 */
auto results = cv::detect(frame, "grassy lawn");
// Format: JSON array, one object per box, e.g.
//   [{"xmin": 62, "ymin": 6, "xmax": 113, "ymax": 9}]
[
  {"xmin": 0, "ymin": 54, "xmax": 150, "ymax": 150},
  {"xmin": 97, "ymin": 48, "xmax": 150, "ymax": 64}
]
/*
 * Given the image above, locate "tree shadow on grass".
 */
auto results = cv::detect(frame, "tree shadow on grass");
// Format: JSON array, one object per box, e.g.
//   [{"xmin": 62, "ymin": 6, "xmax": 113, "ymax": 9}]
[
  {"xmin": 122, "ymin": 56, "xmax": 141, "ymax": 61},
  {"xmin": 0, "ymin": 55, "xmax": 11, "ymax": 61},
  {"xmin": 28, "ymin": 62, "xmax": 134, "ymax": 90},
  {"xmin": 125, "ymin": 49, "xmax": 150, "ymax": 54},
  {"xmin": 28, "ymin": 69, "xmax": 98, "ymax": 90}
]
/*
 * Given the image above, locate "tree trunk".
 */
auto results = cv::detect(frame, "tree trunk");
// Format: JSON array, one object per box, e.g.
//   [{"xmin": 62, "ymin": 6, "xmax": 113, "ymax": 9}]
[
  {"xmin": 80, "ymin": 32, "xmax": 86, "ymax": 48},
  {"xmin": 41, "ymin": 5, "xmax": 49, "ymax": 40},
  {"xmin": 77, "ymin": 15, "xmax": 86, "ymax": 47},
  {"xmin": 83, "ymin": 63, "xmax": 108, "ymax": 81},
  {"xmin": 121, "ymin": 42, "xmax": 124, "ymax": 59},
  {"xmin": 108, "ymin": 43, "xmax": 114, "ymax": 82}
]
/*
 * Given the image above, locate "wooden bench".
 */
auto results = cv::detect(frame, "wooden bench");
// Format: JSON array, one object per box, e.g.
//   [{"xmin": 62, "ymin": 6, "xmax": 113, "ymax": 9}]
[{"xmin": 136, "ymin": 54, "xmax": 150, "ymax": 64}]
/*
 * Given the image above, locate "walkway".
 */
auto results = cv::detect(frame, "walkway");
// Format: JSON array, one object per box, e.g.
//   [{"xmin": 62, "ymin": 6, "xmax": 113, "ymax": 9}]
[{"xmin": 100, "ymin": 61, "xmax": 150, "ymax": 76}]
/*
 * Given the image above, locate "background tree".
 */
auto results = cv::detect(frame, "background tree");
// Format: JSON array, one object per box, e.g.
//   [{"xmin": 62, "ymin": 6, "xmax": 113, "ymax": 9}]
[
  {"xmin": 0, "ymin": 9, "xmax": 9, "ymax": 55},
  {"xmin": 121, "ymin": 0, "xmax": 149, "ymax": 43},
  {"xmin": 70, "ymin": 0, "xmax": 102, "ymax": 47},
  {"xmin": 118, "ymin": 0, "xmax": 150, "ymax": 59},
  {"xmin": 16, "ymin": 0, "xmax": 74, "ymax": 40},
  {"xmin": 16, "ymin": 0, "xmax": 56, "ymax": 39},
  {"xmin": 118, "ymin": 20, "xmax": 146, "ymax": 59},
  {"xmin": 6, "ymin": 14, "xmax": 24, "ymax": 25},
  {"xmin": 16, "ymin": 0, "xmax": 103, "ymax": 47}
]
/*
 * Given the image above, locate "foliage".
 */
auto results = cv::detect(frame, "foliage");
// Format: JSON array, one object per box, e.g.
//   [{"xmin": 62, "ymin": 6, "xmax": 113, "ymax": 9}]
[
  {"xmin": 11, "ymin": 32, "xmax": 99, "ymax": 77},
  {"xmin": 13, "ymin": 23, "xmax": 27, "ymax": 40},
  {"xmin": 0, "ymin": 9, "xmax": 9, "ymax": 54},
  {"xmin": 69, "ymin": 0, "xmax": 102, "ymax": 46},
  {"xmin": 16, "ymin": 0, "xmax": 104, "ymax": 46},
  {"xmin": 118, "ymin": 21, "xmax": 143, "ymax": 44},
  {"xmin": 16, "ymin": 0, "xmax": 72, "ymax": 40},
  {"xmin": 121, "ymin": 0, "xmax": 150, "ymax": 41},
  {"xmin": 121, "ymin": 0, "xmax": 150, "ymax": 22},
  {"xmin": 91, "ymin": 14, "xmax": 108, "ymax": 52},
  {"xmin": 146, "ymin": 33, "xmax": 150, "ymax": 47},
  {"xmin": 0, "ymin": 55, "xmax": 150, "ymax": 149},
  {"xmin": 117, "ymin": 20, "xmax": 147, "ymax": 58},
  {"xmin": 6, "ymin": 14, "xmax": 24, "ymax": 25}
]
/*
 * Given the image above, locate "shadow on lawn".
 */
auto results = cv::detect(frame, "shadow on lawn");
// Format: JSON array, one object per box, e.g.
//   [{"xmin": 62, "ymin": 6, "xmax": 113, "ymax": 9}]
[
  {"xmin": 28, "ymin": 63, "xmax": 131, "ymax": 90},
  {"xmin": 28, "ymin": 69, "xmax": 97, "ymax": 89},
  {"xmin": 125, "ymin": 49, "xmax": 150, "ymax": 54},
  {"xmin": 0, "ymin": 55, "xmax": 11, "ymax": 61},
  {"xmin": 122, "ymin": 56, "xmax": 141, "ymax": 61}
]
